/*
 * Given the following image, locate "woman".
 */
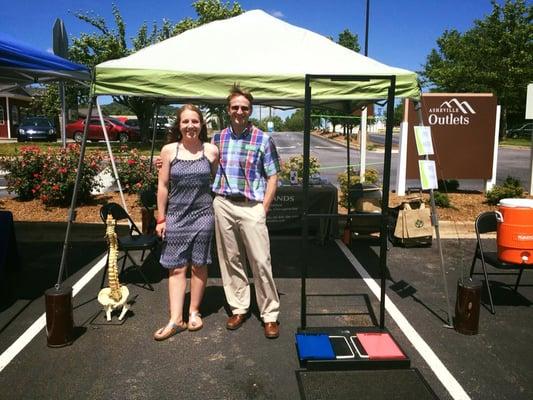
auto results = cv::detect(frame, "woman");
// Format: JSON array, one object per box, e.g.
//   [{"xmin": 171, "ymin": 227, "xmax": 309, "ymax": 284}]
[{"xmin": 154, "ymin": 104, "xmax": 219, "ymax": 341}]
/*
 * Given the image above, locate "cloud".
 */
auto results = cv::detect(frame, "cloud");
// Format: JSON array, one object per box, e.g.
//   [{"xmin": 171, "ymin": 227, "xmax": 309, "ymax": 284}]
[
  {"xmin": 46, "ymin": 48, "xmax": 54, "ymax": 54},
  {"xmin": 269, "ymin": 10, "xmax": 285, "ymax": 18}
]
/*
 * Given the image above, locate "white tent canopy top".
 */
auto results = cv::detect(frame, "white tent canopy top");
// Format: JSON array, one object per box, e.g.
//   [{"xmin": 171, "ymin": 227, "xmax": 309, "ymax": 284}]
[{"xmin": 93, "ymin": 10, "xmax": 420, "ymax": 107}]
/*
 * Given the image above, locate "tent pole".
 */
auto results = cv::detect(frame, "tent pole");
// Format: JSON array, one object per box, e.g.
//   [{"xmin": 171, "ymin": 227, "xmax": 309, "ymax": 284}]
[
  {"xmin": 149, "ymin": 101, "xmax": 161, "ymax": 172},
  {"xmin": 360, "ymin": 106, "xmax": 368, "ymax": 181},
  {"xmin": 414, "ymin": 101, "xmax": 454, "ymax": 328},
  {"xmin": 378, "ymin": 76, "xmax": 396, "ymax": 329},
  {"xmin": 59, "ymin": 81, "xmax": 67, "ymax": 148},
  {"xmin": 55, "ymin": 96, "xmax": 95, "ymax": 287},
  {"xmin": 96, "ymin": 98, "xmax": 128, "ymax": 214},
  {"xmin": 300, "ymin": 75, "xmax": 312, "ymax": 329},
  {"xmin": 345, "ymin": 122, "xmax": 351, "ymax": 214}
]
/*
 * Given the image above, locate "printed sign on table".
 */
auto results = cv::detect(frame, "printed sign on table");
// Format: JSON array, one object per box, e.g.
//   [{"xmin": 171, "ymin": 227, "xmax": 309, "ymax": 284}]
[
  {"xmin": 414, "ymin": 126, "xmax": 434, "ymax": 156},
  {"xmin": 418, "ymin": 160, "xmax": 438, "ymax": 190}
]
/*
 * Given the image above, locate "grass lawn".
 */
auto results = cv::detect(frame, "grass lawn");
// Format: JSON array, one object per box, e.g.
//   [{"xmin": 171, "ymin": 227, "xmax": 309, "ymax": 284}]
[
  {"xmin": 0, "ymin": 140, "xmax": 167, "ymax": 157},
  {"xmin": 500, "ymin": 137, "xmax": 531, "ymax": 147},
  {"xmin": 0, "ymin": 136, "xmax": 529, "ymax": 157}
]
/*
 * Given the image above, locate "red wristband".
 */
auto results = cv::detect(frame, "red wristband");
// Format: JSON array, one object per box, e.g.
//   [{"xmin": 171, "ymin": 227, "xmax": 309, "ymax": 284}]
[{"xmin": 156, "ymin": 217, "xmax": 166, "ymax": 224}]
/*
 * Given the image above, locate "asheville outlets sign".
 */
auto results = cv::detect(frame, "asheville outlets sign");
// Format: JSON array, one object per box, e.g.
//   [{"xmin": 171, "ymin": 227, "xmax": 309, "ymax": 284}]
[{"xmin": 406, "ymin": 93, "xmax": 498, "ymax": 180}]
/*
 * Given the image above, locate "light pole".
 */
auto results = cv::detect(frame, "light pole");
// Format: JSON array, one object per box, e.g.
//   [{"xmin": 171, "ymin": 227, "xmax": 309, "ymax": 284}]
[
  {"xmin": 364, "ymin": 0, "xmax": 370, "ymax": 56},
  {"xmin": 360, "ymin": 0, "xmax": 371, "ymax": 181}
]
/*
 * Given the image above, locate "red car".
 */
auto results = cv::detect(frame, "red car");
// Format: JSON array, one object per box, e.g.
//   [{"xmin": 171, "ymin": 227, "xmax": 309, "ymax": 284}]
[{"xmin": 66, "ymin": 117, "xmax": 141, "ymax": 144}]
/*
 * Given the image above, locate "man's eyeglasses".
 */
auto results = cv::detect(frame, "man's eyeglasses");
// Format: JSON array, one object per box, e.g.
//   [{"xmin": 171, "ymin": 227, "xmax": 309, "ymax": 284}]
[{"xmin": 230, "ymin": 105, "xmax": 250, "ymax": 112}]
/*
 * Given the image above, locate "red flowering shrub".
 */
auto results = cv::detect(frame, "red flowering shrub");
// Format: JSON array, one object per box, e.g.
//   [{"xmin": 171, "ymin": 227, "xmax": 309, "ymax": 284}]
[
  {"xmin": 38, "ymin": 144, "xmax": 104, "ymax": 206},
  {"xmin": 0, "ymin": 146, "xmax": 44, "ymax": 200},
  {"xmin": 114, "ymin": 147, "xmax": 157, "ymax": 194},
  {"xmin": 0, "ymin": 144, "xmax": 104, "ymax": 206}
]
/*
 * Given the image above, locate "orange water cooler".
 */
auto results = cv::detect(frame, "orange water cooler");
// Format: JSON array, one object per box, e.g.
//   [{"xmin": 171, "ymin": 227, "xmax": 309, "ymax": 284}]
[{"xmin": 496, "ymin": 198, "xmax": 533, "ymax": 264}]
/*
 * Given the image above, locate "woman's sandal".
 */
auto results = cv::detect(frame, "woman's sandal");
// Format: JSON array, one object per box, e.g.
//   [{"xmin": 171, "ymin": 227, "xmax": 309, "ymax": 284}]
[
  {"xmin": 153, "ymin": 321, "xmax": 187, "ymax": 341},
  {"xmin": 188, "ymin": 312, "xmax": 203, "ymax": 331}
]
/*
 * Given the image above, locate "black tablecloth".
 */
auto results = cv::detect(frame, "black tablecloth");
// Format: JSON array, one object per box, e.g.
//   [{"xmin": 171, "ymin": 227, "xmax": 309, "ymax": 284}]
[
  {"xmin": 267, "ymin": 183, "xmax": 338, "ymax": 242},
  {"xmin": 0, "ymin": 211, "xmax": 19, "ymax": 305}
]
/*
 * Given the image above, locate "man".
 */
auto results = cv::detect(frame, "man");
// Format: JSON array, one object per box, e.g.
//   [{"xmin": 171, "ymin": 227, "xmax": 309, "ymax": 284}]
[{"xmin": 212, "ymin": 85, "xmax": 281, "ymax": 339}]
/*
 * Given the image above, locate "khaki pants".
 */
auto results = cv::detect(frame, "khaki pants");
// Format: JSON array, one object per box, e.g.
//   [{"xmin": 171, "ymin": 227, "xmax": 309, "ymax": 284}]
[{"xmin": 213, "ymin": 196, "xmax": 280, "ymax": 323}]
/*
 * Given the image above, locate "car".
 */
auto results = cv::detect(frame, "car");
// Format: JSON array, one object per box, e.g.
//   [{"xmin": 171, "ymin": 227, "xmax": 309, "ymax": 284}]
[
  {"xmin": 66, "ymin": 117, "xmax": 140, "ymax": 144},
  {"xmin": 113, "ymin": 116, "xmax": 139, "ymax": 128},
  {"xmin": 150, "ymin": 116, "xmax": 174, "ymax": 135},
  {"xmin": 507, "ymin": 123, "xmax": 533, "ymax": 138},
  {"xmin": 17, "ymin": 117, "xmax": 57, "ymax": 142},
  {"xmin": 124, "ymin": 118, "xmax": 139, "ymax": 128}
]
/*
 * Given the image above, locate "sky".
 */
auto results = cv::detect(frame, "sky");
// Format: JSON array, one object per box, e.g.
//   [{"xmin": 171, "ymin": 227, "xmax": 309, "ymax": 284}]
[{"xmin": 0, "ymin": 0, "xmax": 502, "ymax": 117}]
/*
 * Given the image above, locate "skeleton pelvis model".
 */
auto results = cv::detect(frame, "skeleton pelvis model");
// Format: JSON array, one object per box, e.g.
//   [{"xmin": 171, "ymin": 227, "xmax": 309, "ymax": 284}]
[{"xmin": 98, "ymin": 215, "xmax": 130, "ymax": 321}]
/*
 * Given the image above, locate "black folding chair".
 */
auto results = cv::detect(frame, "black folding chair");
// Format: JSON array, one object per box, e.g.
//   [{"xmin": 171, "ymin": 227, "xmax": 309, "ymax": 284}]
[
  {"xmin": 100, "ymin": 202, "xmax": 158, "ymax": 291},
  {"xmin": 469, "ymin": 211, "xmax": 531, "ymax": 314},
  {"xmin": 139, "ymin": 186, "xmax": 157, "ymax": 236}
]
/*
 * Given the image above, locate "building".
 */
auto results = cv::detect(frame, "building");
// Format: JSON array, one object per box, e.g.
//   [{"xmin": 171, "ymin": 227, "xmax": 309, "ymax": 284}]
[{"xmin": 0, "ymin": 86, "xmax": 32, "ymax": 139}]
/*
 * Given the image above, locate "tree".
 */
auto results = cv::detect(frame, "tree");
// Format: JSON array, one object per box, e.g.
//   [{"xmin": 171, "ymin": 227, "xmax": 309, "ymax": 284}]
[
  {"xmin": 383, "ymin": 101, "xmax": 404, "ymax": 126},
  {"xmin": 251, "ymin": 115, "xmax": 284, "ymax": 132},
  {"xmin": 284, "ymin": 109, "xmax": 305, "ymax": 132},
  {"xmin": 101, "ymin": 101, "xmax": 133, "ymax": 115},
  {"xmin": 420, "ymin": 0, "xmax": 533, "ymax": 137},
  {"xmin": 28, "ymin": 84, "xmax": 82, "ymax": 126},
  {"xmin": 64, "ymin": 1, "xmax": 244, "ymax": 141},
  {"xmin": 337, "ymin": 29, "xmax": 360, "ymax": 53}
]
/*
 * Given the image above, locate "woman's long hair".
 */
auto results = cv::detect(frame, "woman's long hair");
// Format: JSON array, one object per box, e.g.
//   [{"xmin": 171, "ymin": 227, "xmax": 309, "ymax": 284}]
[{"xmin": 167, "ymin": 104, "xmax": 208, "ymax": 143}]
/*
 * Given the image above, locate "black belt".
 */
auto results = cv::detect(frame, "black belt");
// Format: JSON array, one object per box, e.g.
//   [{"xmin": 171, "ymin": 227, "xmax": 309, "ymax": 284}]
[{"xmin": 220, "ymin": 194, "xmax": 251, "ymax": 203}]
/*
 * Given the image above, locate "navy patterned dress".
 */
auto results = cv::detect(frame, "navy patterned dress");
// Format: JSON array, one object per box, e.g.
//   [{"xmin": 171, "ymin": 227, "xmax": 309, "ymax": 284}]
[{"xmin": 160, "ymin": 143, "xmax": 214, "ymax": 268}]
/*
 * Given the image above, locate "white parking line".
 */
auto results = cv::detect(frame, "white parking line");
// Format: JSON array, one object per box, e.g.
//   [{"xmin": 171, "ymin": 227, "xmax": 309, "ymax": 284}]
[
  {"xmin": 0, "ymin": 255, "xmax": 107, "ymax": 373},
  {"xmin": 313, "ymin": 146, "xmax": 343, "ymax": 150},
  {"xmin": 335, "ymin": 240, "xmax": 470, "ymax": 400}
]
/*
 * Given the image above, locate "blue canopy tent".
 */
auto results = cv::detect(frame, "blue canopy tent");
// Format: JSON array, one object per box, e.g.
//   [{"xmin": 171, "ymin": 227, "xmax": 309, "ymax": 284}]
[
  {"xmin": 0, "ymin": 33, "xmax": 90, "ymax": 91},
  {"xmin": 0, "ymin": 35, "xmax": 91, "ymax": 320}
]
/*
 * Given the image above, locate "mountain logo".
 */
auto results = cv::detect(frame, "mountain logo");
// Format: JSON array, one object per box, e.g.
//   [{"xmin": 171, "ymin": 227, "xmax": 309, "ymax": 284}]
[{"xmin": 439, "ymin": 98, "xmax": 476, "ymax": 114}]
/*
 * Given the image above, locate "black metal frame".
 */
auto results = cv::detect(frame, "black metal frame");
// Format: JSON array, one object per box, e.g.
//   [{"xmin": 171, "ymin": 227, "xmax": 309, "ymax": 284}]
[{"xmin": 300, "ymin": 74, "xmax": 397, "ymax": 330}]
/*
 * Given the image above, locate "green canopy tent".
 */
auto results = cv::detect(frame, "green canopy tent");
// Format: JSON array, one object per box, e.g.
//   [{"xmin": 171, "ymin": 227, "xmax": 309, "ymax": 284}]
[
  {"xmin": 64, "ymin": 9, "xmax": 422, "ymax": 332},
  {"xmin": 92, "ymin": 10, "xmax": 418, "ymax": 107}
]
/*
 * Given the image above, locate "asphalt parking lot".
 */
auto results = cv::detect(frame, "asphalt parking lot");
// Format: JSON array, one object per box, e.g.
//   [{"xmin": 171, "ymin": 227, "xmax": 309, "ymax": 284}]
[{"xmin": 0, "ymin": 222, "xmax": 532, "ymax": 399}]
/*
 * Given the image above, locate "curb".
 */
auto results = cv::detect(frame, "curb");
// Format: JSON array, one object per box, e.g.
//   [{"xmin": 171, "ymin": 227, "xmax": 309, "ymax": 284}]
[
  {"xmin": 14, "ymin": 221, "xmax": 104, "ymax": 242},
  {"xmin": 310, "ymin": 130, "xmax": 399, "ymax": 153}
]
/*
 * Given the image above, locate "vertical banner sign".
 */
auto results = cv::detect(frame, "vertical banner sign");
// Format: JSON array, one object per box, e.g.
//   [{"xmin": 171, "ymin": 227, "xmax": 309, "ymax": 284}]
[{"xmin": 406, "ymin": 94, "xmax": 497, "ymax": 180}]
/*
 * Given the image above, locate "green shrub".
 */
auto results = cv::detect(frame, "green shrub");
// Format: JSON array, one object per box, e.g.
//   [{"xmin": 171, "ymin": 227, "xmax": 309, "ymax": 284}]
[
  {"xmin": 485, "ymin": 176, "xmax": 524, "ymax": 205},
  {"xmin": 434, "ymin": 191, "xmax": 451, "ymax": 208},
  {"xmin": 438, "ymin": 179, "xmax": 459, "ymax": 192},
  {"xmin": 279, "ymin": 155, "xmax": 320, "ymax": 184},
  {"xmin": 114, "ymin": 146, "xmax": 158, "ymax": 194},
  {"xmin": 337, "ymin": 167, "xmax": 380, "ymax": 209},
  {"xmin": 0, "ymin": 144, "xmax": 105, "ymax": 206}
]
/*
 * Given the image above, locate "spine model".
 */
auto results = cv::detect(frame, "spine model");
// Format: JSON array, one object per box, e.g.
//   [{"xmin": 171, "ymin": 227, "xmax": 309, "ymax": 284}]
[{"xmin": 98, "ymin": 215, "xmax": 130, "ymax": 321}]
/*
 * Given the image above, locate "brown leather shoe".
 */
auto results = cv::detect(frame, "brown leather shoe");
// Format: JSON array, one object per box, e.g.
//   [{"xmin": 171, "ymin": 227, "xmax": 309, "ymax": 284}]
[
  {"xmin": 264, "ymin": 322, "xmax": 279, "ymax": 339},
  {"xmin": 226, "ymin": 314, "xmax": 247, "ymax": 330}
]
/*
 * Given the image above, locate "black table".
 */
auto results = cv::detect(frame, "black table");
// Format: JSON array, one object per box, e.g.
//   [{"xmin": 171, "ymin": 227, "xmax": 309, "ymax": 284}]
[{"xmin": 267, "ymin": 183, "xmax": 338, "ymax": 242}]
